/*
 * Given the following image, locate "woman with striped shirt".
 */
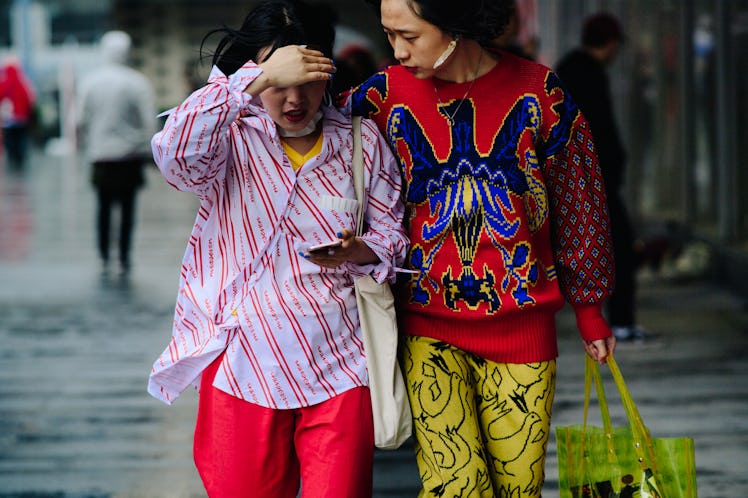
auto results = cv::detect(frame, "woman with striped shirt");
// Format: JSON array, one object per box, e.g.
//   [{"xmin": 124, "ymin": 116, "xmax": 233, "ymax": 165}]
[{"xmin": 147, "ymin": 1, "xmax": 406, "ymax": 496}]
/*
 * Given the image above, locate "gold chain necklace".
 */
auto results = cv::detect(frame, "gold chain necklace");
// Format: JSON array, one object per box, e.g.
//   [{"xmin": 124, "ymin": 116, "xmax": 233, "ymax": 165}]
[{"xmin": 433, "ymin": 49, "xmax": 484, "ymax": 126}]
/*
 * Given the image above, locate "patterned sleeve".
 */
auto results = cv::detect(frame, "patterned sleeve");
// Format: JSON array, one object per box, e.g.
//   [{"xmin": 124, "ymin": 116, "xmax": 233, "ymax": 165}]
[
  {"xmin": 338, "ymin": 70, "xmax": 389, "ymax": 121},
  {"xmin": 150, "ymin": 62, "xmax": 263, "ymax": 200},
  {"xmin": 541, "ymin": 70, "xmax": 615, "ymax": 341}
]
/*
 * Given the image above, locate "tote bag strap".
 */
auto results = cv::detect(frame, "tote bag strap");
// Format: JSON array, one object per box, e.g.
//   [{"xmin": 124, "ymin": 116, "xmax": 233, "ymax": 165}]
[
  {"xmin": 351, "ymin": 116, "xmax": 365, "ymax": 237},
  {"xmin": 607, "ymin": 355, "xmax": 660, "ymax": 473},
  {"xmin": 580, "ymin": 354, "xmax": 617, "ymax": 479},
  {"xmin": 583, "ymin": 356, "xmax": 615, "ymax": 451},
  {"xmin": 584, "ymin": 355, "xmax": 660, "ymax": 473}
]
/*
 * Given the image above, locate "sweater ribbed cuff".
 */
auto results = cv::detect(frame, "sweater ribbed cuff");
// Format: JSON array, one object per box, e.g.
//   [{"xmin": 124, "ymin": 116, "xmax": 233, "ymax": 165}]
[{"xmin": 572, "ymin": 302, "xmax": 612, "ymax": 342}]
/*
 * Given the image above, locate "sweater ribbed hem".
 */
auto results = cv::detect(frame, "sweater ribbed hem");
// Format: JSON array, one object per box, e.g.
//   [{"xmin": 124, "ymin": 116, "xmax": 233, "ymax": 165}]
[{"xmin": 400, "ymin": 307, "xmax": 560, "ymax": 364}]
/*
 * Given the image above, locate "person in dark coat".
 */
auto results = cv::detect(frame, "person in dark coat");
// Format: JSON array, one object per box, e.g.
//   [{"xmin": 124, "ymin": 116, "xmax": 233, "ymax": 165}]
[{"xmin": 556, "ymin": 13, "xmax": 645, "ymax": 342}]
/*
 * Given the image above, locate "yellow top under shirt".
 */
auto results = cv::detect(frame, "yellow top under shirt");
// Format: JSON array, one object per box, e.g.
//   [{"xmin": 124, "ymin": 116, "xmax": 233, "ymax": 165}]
[{"xmin": 281, "ymin": 133, "xmax": 324, "ymax": 171}]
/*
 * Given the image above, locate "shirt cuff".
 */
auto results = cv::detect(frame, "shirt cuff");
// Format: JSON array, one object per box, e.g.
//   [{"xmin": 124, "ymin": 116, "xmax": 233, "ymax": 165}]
[
  {"xmin": 572, "ymin": 302, "xmax": 613, "ymax": 342},
  {"xmin": 359, "ymin": 234, "xmax": 399, "ymax": 282},
  {"xmin": 340, "ymin": 261, "xmax": 392, "ymax": 284}
]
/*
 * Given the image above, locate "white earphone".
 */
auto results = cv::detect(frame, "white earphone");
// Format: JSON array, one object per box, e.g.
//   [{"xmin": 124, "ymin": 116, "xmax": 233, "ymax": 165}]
[{"xmin": 433, "ymin": 35, "xmax": 459, "ymax": 69}]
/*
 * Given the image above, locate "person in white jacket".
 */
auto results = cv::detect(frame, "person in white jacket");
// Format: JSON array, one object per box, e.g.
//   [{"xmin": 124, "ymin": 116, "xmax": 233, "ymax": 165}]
[
  {"xmin": 77, "ymin": 30, "xmax": 156, "ymax": 275},
  {"xmin": 147, "ymin": 1, "xmax": 408, "ymax": 497}
]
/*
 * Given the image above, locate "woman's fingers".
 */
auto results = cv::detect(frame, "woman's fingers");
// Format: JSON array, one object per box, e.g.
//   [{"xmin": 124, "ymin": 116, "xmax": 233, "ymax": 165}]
[
  {"xmin": 258, "ymin": 45, "xmax": 334, "ymax": 87},
  {"xmin": 584, "ymin": 338, "xmax": 614, "ymax": 365},
  {"xmin": 306, "ymin": 252, "xmax": 344, "ymax": 268},
  {"xmin": 295, "ymin": 47, "xmax": 335, "ymax": 80},
  {"xmin": 302, "ymin": 60, "xmax": 336, "ymax": 81},
  {"xmin": 298, "ymin": 47, "xmax": 334, "ymax": 64}
]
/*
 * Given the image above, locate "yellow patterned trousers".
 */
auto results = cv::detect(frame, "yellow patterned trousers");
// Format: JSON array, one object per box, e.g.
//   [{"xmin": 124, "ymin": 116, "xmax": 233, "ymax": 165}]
[{"xmin": 402, "ymin": 335, "xmax": 556, "ymax": 497}]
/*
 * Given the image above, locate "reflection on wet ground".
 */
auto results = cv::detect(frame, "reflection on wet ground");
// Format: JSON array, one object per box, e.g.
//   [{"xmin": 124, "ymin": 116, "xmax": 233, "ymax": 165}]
[{"xmin": 0, "ymin": 153, "xmax": 207, "ymax": 497}]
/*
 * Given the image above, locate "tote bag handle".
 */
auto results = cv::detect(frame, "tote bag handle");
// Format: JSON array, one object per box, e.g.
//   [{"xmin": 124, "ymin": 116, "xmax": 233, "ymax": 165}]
[
  {"xmin": 352, "ymin": 116, "xmax": 365, "ymax": 236},
  {"xmin": 581, "ymin": 355, "xmax": 660, "ymax": 474}
]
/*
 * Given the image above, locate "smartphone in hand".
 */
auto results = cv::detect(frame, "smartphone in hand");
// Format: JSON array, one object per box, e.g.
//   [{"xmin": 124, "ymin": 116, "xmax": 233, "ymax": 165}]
[{"xmin": 307, "ymin": 239, "xmax": 343, "ymax": 253}]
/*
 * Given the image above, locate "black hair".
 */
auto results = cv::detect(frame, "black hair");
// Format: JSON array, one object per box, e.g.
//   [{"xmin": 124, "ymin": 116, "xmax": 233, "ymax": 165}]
[
  {"xmin": 201, "ymin": 0, "xmax": 336, "ymax": 76},
  {"xmin": 363, "ymin": 0, "xmax": 513, "ymax": 45}
]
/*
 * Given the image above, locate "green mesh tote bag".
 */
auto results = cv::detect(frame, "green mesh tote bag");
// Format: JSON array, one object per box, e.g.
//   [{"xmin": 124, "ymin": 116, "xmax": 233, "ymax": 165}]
[{"xmin": 556, "ymin": 355, "xmax": 697, "ymax": 497}]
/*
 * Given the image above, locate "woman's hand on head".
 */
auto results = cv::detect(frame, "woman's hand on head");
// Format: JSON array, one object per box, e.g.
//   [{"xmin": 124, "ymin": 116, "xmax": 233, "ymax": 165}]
[{"xmin": 246, "ymin": 45, "xmax": 335, "ymax": 95}]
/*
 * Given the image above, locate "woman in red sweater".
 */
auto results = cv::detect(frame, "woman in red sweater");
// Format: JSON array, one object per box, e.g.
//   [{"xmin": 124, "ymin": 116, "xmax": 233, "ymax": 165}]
[{"xmin": 340, "ymin": 0, "xmax": 618, "ymax": 496}]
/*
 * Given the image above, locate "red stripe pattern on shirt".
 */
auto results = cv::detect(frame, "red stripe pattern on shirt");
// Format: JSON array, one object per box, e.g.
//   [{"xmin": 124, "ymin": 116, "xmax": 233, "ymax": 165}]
[{"xmin": 148, "ymin": 63, "xmax": 408, "ymax": 408}]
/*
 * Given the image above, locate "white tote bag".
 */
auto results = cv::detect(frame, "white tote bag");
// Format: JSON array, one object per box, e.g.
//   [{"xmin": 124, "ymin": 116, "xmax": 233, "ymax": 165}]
[{"xmin": 351, "ymin": 116, "xmax": 412, "ymax": 450}]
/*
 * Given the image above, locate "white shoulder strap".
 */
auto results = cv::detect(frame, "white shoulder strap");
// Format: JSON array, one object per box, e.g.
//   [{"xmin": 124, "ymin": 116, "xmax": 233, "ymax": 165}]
[{"xmin": 352, "ymin": 116, "xmax": 365, "ymax": 237}]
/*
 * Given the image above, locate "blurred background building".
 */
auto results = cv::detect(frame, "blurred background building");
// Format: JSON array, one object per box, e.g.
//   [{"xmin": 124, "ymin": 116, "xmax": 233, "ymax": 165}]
[
  {"xmin": 1, "ymin": 0, "xmax": 747, "ymax": 295},
  {"xmin": 534, "ymin": 0, "xmax": 748, "ymax": 298}
]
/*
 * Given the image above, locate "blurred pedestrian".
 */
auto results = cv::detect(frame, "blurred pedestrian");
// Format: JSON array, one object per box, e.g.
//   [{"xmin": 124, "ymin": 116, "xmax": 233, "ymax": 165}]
[
  {"xmin": 491, "ymin": 1, "xmax": 537, "ymax": 60},
  {"xmin": 556, "ymin": 13, "xmax": 645, "ymax": 342},
  {"xmin": 0, "ymin": 56, "xmax": 36, "ymax": 171},
  {"xmin": 334, "ymin": 0, "xmax": 616, "ymax": 495},
  {"xmin": 77, "ymin": 30, "xmax": 156, "ymax": 275},
  {"xmin": 147, "ymin": 1, "xmax": 407, "ymax": 496}
]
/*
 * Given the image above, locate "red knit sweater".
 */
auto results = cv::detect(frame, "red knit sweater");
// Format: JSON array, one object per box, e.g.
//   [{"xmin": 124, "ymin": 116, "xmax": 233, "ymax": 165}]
[{"xmin": 350, "ymin": 52, "xmax": 614, "ymax": 363}]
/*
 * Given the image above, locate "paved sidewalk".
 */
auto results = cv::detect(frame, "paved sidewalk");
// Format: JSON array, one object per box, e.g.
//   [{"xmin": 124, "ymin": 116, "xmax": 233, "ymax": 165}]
[{"xmin": 1, "ymin": 153, "xmax": 746, "ymax": 497}]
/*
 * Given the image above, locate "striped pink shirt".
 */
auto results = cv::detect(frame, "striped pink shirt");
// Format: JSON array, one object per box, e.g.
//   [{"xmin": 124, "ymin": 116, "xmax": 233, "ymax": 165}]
[{"xmin": 147, "ymin": 63, "xmax": 408, "ymax": 408}]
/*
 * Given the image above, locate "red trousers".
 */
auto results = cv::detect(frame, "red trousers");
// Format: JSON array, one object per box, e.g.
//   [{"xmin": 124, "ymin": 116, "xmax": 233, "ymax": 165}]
[{"xmin": 194, "ymin": 356, "xmax": 374, "ymax": 498}]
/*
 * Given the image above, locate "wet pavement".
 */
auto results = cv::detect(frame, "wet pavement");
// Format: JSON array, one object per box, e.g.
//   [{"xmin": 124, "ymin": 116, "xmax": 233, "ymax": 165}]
[{"xmin": 0, "ymin": 151, "xmax": 746, "ymax": 497}]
